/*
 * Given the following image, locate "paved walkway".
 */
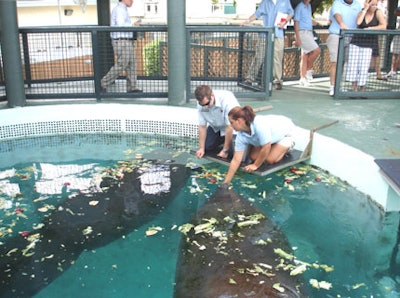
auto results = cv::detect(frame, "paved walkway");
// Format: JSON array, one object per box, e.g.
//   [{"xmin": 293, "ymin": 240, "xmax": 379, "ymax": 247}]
[{"xmin": 235, "ymin": 78, "xmax": 400, "ymax": 160}]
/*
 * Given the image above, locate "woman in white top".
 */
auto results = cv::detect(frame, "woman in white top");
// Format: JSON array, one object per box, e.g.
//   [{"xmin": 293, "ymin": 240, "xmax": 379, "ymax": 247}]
[{"xmin": 223, "ymin": 106, "xmax": 295, "ymax": 185}]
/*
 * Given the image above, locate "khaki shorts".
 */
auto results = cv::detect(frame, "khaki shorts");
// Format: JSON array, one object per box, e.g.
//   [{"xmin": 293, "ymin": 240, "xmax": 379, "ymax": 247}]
[
  {"xmin": 327, "ymin": 34, "xmax": 340, "ymax": 62},
  {"xmin": 327, "ymin": 34, "xmax": 351, "ymax": 63},
  {"xmin": 299, "ymin": 30, "xmax": 319, "ymax": 54},
  {"xmin": 391, "ymin": 35, "xmax": 400, "ymax": 54}
]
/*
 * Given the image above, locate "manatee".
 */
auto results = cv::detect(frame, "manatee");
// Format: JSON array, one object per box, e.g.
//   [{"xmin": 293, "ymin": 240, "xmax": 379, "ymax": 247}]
[
  {"xmin": 174, "ymin": 185, "xmax": 307, "ymax": 298},
  {"xmin": 0, "ymin": 159, "xmax": 190, "ymax": 297}
]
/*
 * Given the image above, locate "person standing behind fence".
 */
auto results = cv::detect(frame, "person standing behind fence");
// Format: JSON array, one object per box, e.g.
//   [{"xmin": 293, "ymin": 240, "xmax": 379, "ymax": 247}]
[
  {"xmin": 101, "ymin": 0, "xmax": 142, "ymax": 93},
  {"xmin": 241, "ymin": 0, "xmax": 294, "ymax": 91},
  {"xmin": 293, "ymin": 0, "xmax": 321, "ymax": 86},
  {"xmin": 345, "ymin": 0, "xmax": 386, "ymax": 93},
  {"xmin": 373, "ymin": 0, "xmax": 388, "ymax": 80},
  {"xmin": 327, "ymin": 0, "xmax": 361, "ymax": 96},
  {"xmin": 385, "ymin": 8, "xmax": 400, "ymax": 79},
  {"xmin": 194, "ymin": 85, "xmax": 240, "ymax": 160}
]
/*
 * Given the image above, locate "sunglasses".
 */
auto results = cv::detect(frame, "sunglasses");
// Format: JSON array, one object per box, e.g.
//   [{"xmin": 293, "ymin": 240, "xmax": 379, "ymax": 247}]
[{"xmin": 199, "ymin": 97, "xmax": 211, "ymax": 107}]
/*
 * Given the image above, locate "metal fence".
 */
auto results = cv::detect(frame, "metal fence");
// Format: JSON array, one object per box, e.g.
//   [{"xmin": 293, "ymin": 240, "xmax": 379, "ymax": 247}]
[
  {"xmin": 17, "ymin": 26, "xmax": 169, "ymax": 101},
  {"xmin": 335, "ymin": 29, "xmax": 400, "ymax": 99},
  {"xmin": 8, "ymin": 25, "xmax": 397, "ymax": 103},
  {"xmin": 0, "ymin": 25, "xmax": 280, "ymax": 102},
  {"xmin": 186, "ymin": 26, "xmax": 274, "ymax": 99}
]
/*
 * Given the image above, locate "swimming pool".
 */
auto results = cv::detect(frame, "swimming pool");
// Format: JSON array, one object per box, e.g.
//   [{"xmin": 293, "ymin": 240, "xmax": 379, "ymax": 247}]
[
  {"xmin": 0, "ymin": 104, "xmax": 399, "ymax": 297},
  {"xmin": 0, "ymin": 132, "xmax": 399, "ymax": 297},
  {"xmin": 0, "ymin": 104, "xmax": 396, "ymax": 211}
]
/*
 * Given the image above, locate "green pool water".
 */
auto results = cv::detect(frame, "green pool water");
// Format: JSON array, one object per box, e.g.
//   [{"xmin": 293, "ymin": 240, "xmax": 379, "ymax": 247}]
[{"xmin": 0, "ymin": 133, "xmax": 399, "ymax": 297}]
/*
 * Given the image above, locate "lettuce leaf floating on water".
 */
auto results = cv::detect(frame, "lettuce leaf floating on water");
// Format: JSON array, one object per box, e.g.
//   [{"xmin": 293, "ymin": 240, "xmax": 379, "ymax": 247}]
[
  {"xmin": 145, "ymin": 226, "xmax": 163, "ymax": 236},
  {"xmin": 273, "ymin": 283, "xmax": 285, "ymax": 293},
  {"xmin": 178, "ymin": 223, "xmax": 194, "ymax": 235},
  {"xmin": 290, "ymin": 263, "xmax": 308, "ymax": 276},
  {"xmin": 274, "ymin": 248, "xmax": 295, "ymax": 260},
  {"xmin": 82, "ymin": 226, "xmax": 93, "ymax": 235},
  {"xmin": 194, "ymin": 218, "xmax": 218, "ymax": 234},
  {"xmin": 309, "ymin": 279, "xmax": 332, "ymax": 290},
  {"xmin": 236, "ymin": 213, "xmax": 265, "ymax": 227}
]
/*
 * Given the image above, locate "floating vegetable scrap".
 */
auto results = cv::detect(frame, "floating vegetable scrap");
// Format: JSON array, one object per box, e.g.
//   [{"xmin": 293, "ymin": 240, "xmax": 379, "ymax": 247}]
[
  {"xmin": 145, "ymin": 226, "xmax": 163, "ymax": 236},
  {"xmin": 0, "ymin": 158, "xmax": 191, "ymax": 297},
  {"xmin": 174, "ymin": 186, "xmax": 308, "ymax": 297},
  {"xmin": 175, "ymin": 184, "xmax": 339, "ymax": 296}
]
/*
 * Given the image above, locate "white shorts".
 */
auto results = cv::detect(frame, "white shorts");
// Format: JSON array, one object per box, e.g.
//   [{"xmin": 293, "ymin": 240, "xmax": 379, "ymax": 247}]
[
  {"xmin": 278, "ymin": 136, "xmax": 294, "ymax": 149},
  {"xmin": 299, "ymin": 30, "xmax": 319, "ymax": 54}
]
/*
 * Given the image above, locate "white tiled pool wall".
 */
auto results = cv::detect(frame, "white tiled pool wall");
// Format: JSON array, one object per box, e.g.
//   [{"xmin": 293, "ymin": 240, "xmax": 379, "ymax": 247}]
[
  {"xmin": 0, "ymin": 104, "xmax": 397, "ymax": 211},
  {"xmin": 0, "ymin": 105, "xmax": 199, "ymax": 139},
  {"xmin": 0, "ymin": 119, "xmax": 198, "ymax": 139}
]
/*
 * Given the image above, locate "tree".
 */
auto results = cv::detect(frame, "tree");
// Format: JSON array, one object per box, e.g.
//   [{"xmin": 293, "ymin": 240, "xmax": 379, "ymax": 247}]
[{"xmin": 290, "ymin": 0, "xmax": 334, "ymax": 15}]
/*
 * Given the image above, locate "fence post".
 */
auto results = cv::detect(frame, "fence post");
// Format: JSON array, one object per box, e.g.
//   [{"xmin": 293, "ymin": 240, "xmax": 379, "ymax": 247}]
[
  {"xmin": 0, "ymin": 0, "xmax": 26, "ymax": 107},
  {"xmin": 167, "ymin": 0, "xmax": 187, "ymax": 105}
]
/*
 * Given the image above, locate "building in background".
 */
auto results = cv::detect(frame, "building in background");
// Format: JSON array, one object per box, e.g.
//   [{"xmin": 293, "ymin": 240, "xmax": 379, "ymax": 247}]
[{"xmin": 15, "ymin": 0, "xmax": 266, "ymax": 26}]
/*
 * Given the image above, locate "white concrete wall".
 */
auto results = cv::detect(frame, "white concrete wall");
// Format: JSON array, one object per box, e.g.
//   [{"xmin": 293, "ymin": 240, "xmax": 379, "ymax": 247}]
[
  {"xmin": 186, "ymin": 0, "xmax": 212, "ymax": 17},
  {"xmin": 236, "ymin": 0, "xmax": 258, "ymax": 17},
  {"xmin": 16, "ymin": 0, "xmax": 263, "ymax": 26},
  {"xmin": 17, "ymin": 5, "xmax": 98, "ymax": 26}
]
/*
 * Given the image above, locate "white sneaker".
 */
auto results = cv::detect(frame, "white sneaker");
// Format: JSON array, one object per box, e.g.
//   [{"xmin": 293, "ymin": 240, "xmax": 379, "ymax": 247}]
[
  {"xmin": 329, "ymin": 85, "xmax": 334, "ymax": 96},
  {"xmin": 306, "ymin": 70, "xmax": 314, "ymax": 81},
  {"xmin": 384, "ymin": 70, "xmax": 397, "ymax": 79},
  {"xmin": 299, "ymin": 77, "xmax": 310, "ymax": 86},
  {"xmin": 385, "ymin": 71, "xmax": 397, "ymax": 79}
]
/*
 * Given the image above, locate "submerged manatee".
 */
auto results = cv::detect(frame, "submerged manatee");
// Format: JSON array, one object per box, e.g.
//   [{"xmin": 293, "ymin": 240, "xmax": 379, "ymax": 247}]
[
  {"xmin": 0, "ymin": 159, "xmax": 190, "ymax": 297},
  {"xmin": 174, "ymin": 185, "xmax": 306, "ymax": 298}
]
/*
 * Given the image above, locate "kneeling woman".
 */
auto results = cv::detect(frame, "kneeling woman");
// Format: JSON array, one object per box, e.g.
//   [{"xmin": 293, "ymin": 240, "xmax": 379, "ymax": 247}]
[{"xmin": 223, "ymin": 106, "xmax": 295, "ymax": 185}]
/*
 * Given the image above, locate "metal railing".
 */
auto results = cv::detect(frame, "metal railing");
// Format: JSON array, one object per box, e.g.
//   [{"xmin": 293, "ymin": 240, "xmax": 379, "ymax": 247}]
[
  {"xmin": 17, "ymin": 26, "xmax": 169, "ymax": 101},
  {"xmin": 186, "ymin": 26, "xmax": 274, "ymax": 99},
  {"xmin": 9, "ymin": 25, "xmax": 400, "ymax": 102},
  {"xmin": 335, "ymin": 29, "xmax": 400, "ymax": 99},
  {"xmin": 1, "ymin": 25, "xmax": 274, "ymax": 102}
]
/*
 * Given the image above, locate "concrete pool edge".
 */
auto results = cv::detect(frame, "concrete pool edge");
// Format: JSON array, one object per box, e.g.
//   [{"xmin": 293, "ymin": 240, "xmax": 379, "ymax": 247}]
[{"xmin": 0, "ymin": 103, "xmax": 398, "ymax": 211}]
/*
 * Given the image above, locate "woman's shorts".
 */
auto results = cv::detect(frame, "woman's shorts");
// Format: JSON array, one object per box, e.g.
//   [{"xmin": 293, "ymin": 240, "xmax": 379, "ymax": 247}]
[{"xmin": 277, "ymin": 136, "xmax": 294, "ymax": 149}]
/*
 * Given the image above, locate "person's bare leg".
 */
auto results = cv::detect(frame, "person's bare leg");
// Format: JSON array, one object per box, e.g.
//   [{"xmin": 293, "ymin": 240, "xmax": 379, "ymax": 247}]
[
  {"xmin": 307, "ymin": 47, "xmax": 321, "ymax": 72},
  {"xmin": 374, "ymin": 56, "xmax": 382, "ymax": 78},
  {"xmin": 265, "ymin": 143, "xmax": 290, "ymax": 164},
  {"xmin": 330, "ymin": 62, "xmax": 337, "ymax": 86},
  {"xmin": 394, "ymin": 54, "xmax": 400, "ymax": 72},
  {"xmin": 301, "ymin": 53, "xmax": 307, "ymax": 78}
]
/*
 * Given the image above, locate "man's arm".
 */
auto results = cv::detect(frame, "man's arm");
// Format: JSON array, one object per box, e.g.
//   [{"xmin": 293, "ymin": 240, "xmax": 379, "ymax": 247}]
[
  {"xmin": 196, "ymin": 125, "xmax": 207, "ymax": 158},
  {"xmin": 334, "ymin": 13, "xmax": 347, "ymax": 29},
  {"xmin": 241, "ymin": 14, "xmax": 257, "ymax": 26},
  {"xmin": 294, "ymin": 21, "xmax": 301, "ymax": 46}
]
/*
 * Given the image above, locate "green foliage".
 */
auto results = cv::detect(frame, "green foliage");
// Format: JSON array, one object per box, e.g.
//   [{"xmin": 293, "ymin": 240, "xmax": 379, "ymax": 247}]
[
  {"xmin": 313, "ymin": 0, "xmax": 334, "ymax": 15},
  {"xmin": 143, "ymin": 40, "xmax": 161, "ymax": 76}
]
